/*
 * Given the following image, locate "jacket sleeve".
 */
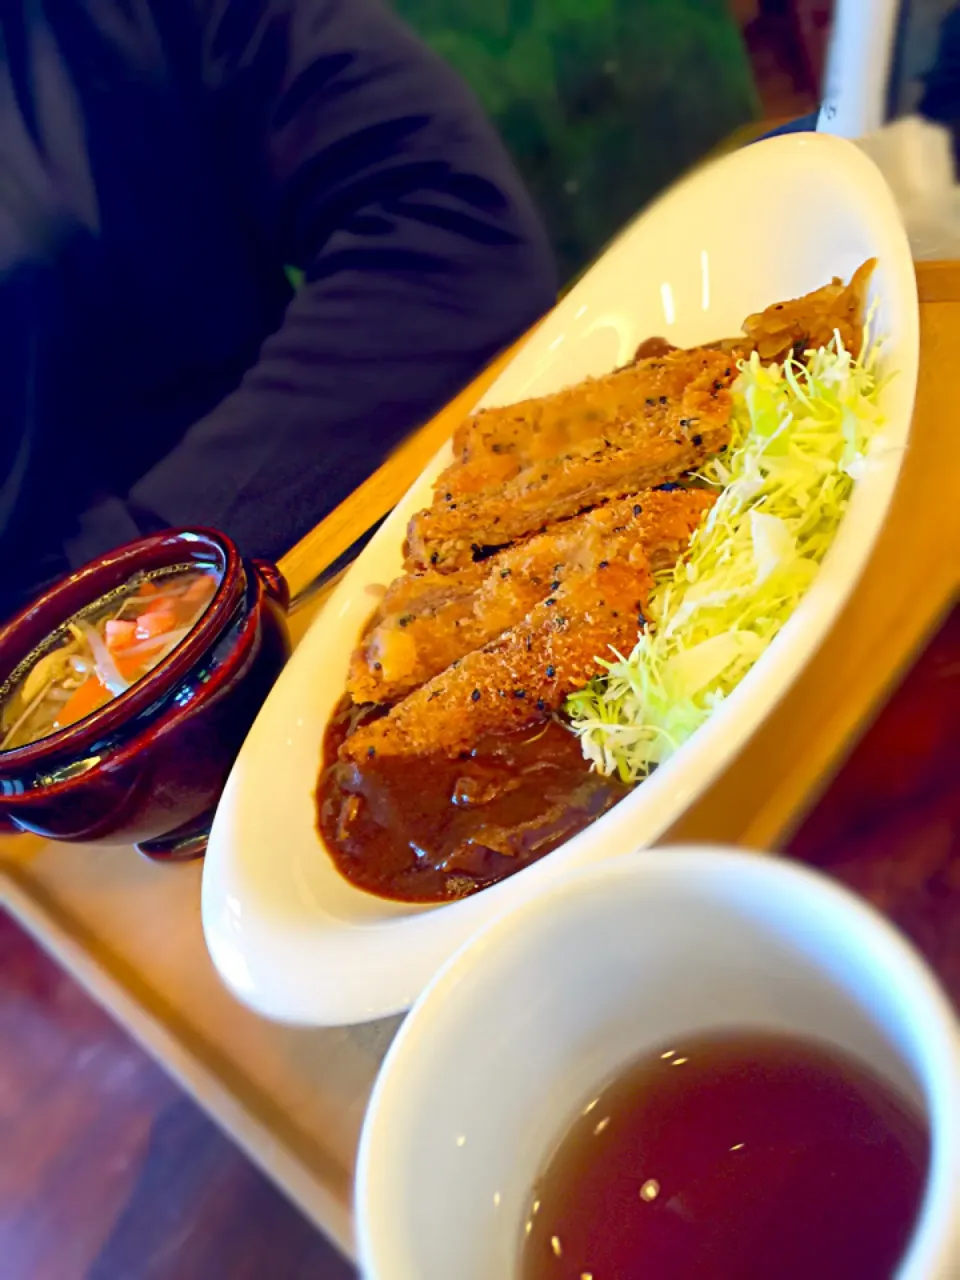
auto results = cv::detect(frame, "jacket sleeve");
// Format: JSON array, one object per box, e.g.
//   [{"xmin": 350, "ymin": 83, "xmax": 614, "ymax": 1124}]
[{"xmin": 113, "ymin": 0, "xmax": 556, "ymax": 563}]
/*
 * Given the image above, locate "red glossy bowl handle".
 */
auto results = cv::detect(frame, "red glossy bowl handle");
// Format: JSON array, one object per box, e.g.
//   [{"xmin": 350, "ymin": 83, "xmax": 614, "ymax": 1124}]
[{"xmin": 251, "ymin": 559, "xmax": 290, "ymax": 613}]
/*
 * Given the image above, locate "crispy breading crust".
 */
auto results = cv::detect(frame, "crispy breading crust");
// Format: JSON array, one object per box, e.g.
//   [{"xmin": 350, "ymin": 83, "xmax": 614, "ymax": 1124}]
[
  {"xmin": 406, "ymin": 426, "xmax": 727, "ymax": 573},
  {"xmin": 741, "ymin": 258, "xmax": 876, "ymax": 362},
  {"xmin": 404, "ymin": 348, "xmax": 727, "ymax": 573},
  {"xmin": 439, "ymin": 347, "xmax": 736, "ymax": 498},
  {"xmin": 348, "ymin": 488, "xmax": 715, "ymax": 704},
  {"xmin": 341, "ymin": 542, "xmax": 655, "ymax": 763},
  {"xmin": 405, "ymin": 354, "xmax": 733, "ymax": 574}
]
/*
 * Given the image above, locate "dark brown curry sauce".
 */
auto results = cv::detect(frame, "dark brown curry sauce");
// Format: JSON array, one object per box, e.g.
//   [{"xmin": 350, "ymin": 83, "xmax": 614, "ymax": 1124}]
[
  {"xmin": 632, "ymin": 336, "xmax": 677, "ymax": 360},
  {"xmin": 318, "ymin": 696, "xmax": 631, "ymax": 903}
]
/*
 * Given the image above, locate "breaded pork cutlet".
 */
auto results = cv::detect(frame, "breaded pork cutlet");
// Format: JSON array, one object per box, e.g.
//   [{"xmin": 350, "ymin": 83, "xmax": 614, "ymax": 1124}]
[
  {"xmin": 342, "ymin": 529, "xmax": 660, "ymax": 764},
  {"xmin": 405, "ymin": 352, "xmax": 735, "ymax": 573},
  {"xmin": 438, "ymin": 347, "xmax": 740, "ymax": 499},
  {"xmin": 438, "ymin": 264, "xmax": 875, "ymax": 505},
  {"xmin": 363, "ymin": 563, "xmax": 487, "ymax": 633},
  {"xmin": 348, "ymin": 488, "xmax": 714, "ymax": 705},
  {"xmin": 740, "ymin": 258, "xmax": 876, "ymax": 363}
]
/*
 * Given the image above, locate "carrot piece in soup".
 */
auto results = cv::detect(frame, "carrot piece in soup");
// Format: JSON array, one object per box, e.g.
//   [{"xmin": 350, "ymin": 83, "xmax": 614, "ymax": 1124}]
[
  {"xmin": 114, "ymin": 643, "xmax": 165, "ymax": 682},
  {"xmin": 142, "ymin": 596, "xmax": 174, "ymax": 614},
  {"xmin": 56, "ymin": 677, "xmax": 111, "ymax": 729},
  {"xmin": 135, "ymin": 608, "xmax": 177, "ymax": 640},
  {"xmin": 105, "ymin": 619, "xmax": 138, "ymax": 652},
  {"xmin": 183, "ymin": 573, "xmax": 216, "ymax": 605}
]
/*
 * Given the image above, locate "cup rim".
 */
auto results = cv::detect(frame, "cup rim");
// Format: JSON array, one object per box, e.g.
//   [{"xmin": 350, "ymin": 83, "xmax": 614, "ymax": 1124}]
[
  {"xmin": 356, "ymin": 846, "xmax": 960, "ymax": 1280},
  {"xmin": 0, "ymin": 527, "xmax": 243, "ymax": 768}
]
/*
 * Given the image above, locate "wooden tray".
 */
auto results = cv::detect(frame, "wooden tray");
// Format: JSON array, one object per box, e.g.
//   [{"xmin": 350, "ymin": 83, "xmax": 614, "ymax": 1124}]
[{"xmin": 3, "ymin": 260, "xmax": 959, "ymax": 1261}]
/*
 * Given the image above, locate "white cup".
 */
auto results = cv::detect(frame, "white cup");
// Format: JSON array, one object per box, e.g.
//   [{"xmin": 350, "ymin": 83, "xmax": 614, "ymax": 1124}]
[{"xmin": 357, "ymin": 846, "xmax": 960, "ymax": 1279}]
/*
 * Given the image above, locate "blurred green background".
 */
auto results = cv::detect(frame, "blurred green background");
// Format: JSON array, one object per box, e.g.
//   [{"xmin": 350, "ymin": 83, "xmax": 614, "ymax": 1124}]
[{"xmin": 393, "ymin": 0, "xmax": 759, "ymax": 282}]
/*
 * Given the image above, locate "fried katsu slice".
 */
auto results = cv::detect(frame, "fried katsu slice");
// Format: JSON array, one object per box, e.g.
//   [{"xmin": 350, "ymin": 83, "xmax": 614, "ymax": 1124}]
[
  {"xmin": 405, "ymin": 360, "xmax": 733, "ymax": 574},
  {"xmin": 438, "ymin": 347, "xmax": 736, "ymax": 499},
  {"xmin": 341, "ymin": 540, "xmax": 655, "ymax": 763},
  {"xmin": 349, "ymin": 488, "xmax": 714, "ymax": 704},
  {"xmin": 714, "ymin": 259, "xmax": 877, "ymax": 364},
  {"xmin": 364, "ymin": 562, "xmax": 487, "ymax": 632}
]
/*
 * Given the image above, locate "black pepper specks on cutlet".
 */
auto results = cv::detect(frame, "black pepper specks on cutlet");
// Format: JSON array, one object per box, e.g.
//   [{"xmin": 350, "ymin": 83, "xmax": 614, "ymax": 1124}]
[
  {"xmin": 633, "ymin": 504, "xmax": 642, "ymax": 516},
  {"xmin": 471, "ymin": 689, "xmax": 481, "ymax": 702},
  {"xmin": 692, "ymin": 434, "xmax": 702, "ymax": 446},
  {"xmin": 546, "ymin": 665, "xmax": 555, "ymax": 678}
]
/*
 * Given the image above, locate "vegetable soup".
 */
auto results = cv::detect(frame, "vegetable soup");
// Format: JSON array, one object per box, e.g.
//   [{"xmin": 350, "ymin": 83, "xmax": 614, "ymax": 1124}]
[{"xmin": 0, "ymin": 565, "xmax": 220, "ymax": 752}]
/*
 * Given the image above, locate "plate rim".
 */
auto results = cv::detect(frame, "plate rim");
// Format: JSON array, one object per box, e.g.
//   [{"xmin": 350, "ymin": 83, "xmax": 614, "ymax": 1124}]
[{"xmin": 202, "ymin": 132, "xmax": 920, "ymax": 1025}]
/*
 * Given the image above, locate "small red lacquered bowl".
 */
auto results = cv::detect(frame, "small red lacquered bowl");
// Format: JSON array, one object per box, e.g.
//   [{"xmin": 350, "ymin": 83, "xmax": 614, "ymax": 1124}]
[{"xmin": 0, "ymin": 528, "xmax": 290, "ymax": 860}]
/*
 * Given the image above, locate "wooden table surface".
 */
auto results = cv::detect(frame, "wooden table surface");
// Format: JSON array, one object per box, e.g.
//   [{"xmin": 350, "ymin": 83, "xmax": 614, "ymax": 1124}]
[
  {"xmin": 2, "ymin": 259, "xmax": 959, "ymax": 1261},
  {"xmin": 4, "ymin": 604, "xmax": 956, "ymax": 1280}
]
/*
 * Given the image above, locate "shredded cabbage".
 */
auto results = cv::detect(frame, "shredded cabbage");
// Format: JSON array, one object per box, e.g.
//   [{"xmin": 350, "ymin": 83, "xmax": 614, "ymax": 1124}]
[{"xmin": 566, "ymin": 334, "xmax": 887, "ymax": 783}]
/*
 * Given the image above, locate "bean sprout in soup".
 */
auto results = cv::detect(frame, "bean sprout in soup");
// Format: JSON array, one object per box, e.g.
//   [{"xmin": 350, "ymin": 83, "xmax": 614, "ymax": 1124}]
[{"xmin": 0, "ymin": 565, "xmax": 220, "ymax": 752}]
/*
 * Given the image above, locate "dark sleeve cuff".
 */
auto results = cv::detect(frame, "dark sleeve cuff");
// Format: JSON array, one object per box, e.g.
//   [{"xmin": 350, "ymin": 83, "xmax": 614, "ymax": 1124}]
[
  {"xmin": 758, "ymin": 112, "xmax": 820, "ymax": 139},
  {"xmin": 61, "ymin": 494, "xmax": 156, "ymax": 572}
]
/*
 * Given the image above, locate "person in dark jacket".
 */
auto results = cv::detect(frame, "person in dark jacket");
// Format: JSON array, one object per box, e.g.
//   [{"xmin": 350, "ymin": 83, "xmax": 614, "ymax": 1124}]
[{"xmin": 0, "ymin": 0, "xmax": 556, "ymax": 617}]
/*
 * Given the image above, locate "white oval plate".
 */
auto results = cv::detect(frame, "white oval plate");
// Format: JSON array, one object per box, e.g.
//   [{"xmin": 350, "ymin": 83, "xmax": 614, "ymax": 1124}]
[{"xmin": 202, "ymin": 134, "xmax": 918, "ymax": 1026}]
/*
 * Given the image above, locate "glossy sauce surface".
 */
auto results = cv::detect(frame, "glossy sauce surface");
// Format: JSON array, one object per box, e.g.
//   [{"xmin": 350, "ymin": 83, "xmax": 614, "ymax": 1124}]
[
  {"xmin": 318, "ymin": 697, "xmax": 630, "ymax": 902},
  {"xmin": 631, "ymin": 336, "xmax": 678, "ymax": 360},
  {"xmin": 521, "ymin": 1031, "xmax": 928, "ymax": 1280}
]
